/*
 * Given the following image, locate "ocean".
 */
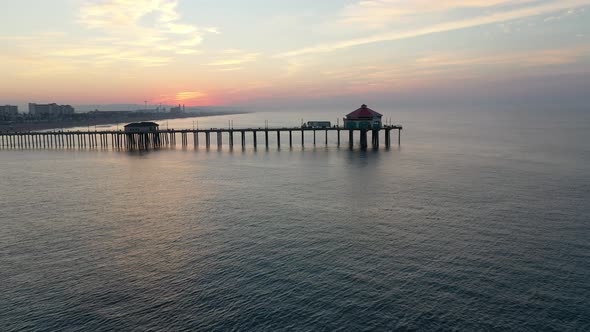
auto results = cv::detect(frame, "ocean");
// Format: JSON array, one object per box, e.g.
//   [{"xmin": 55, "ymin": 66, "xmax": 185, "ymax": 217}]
[{"xmin": 1, "ymin": 108, "xmax": 589, "ymax": 331}]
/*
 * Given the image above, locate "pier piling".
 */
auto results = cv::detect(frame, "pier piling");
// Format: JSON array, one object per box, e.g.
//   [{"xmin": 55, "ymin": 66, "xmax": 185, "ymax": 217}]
[{"xmin": 0, "ymin": 126, "xmax": 402, "ymax": 151}]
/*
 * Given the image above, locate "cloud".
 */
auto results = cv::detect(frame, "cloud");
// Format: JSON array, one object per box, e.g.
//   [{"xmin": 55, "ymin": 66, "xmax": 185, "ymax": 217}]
[
  {"xmin": 544, "ymin": 8, "xmax": 582, "ymax": 22},
  {"xmin": 413, "ymin": 48, "xmax": 589, "ymax": 68},
  {"xmin": 275, "ymin": 45, "xmax": 590, "ymax": 100},
  {"xmin": 340, "ymin": 0, "xmax": 537, "ymax": 28},
  {"xmin": 205, "ymin": 50, "xmax": 259, "ymax": 70},
  {"xmin": 175, "ymin": 91, "xmax": 207, "ymax": 101},
  {"xmin": 154, "ymin": 91, "xmax": 209, "ymax": 105},
  {"xmin": 278, "ymin": 0, "xmax": 590, "ymax": 58},
  {"xmin": 80, "ymin": 0, "xmax": 182, "ymax": 31},
  {"xmin": 0, "ymin": 0, "xmax": 221, "ymax": 72},
  {"xmin": 78, "ymin": 0, "xmax": 218, "ymax": 58}
]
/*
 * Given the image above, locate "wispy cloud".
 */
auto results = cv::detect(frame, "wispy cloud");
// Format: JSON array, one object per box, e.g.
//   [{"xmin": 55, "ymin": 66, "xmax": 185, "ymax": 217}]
[
  {"xmin": 278, "ymin": 0, "xmax": 590, "ymax": 57},
  {"xmin": 154, "ymin": 90, "xmax": 209, "ymax": 105},
  {"xmin": 414, "ymin": 48, "xmax": 589, "ymax": 68},
  {"xmin": 544, "ymin": 7, "xmax": 585, "ymax": 22},
  {"xmin": 273, "ymin": 45, "xmax": 590, "ymax": 100},
  {"xmin": 79, "ymin": 0, "xmax": 218, "ymax": 56},
  {"xmin": 175, "ymin": 91, "xmax": 207, "ymax": 101},
  {"xmin": 0, "ymin": 0, "xmax": 221, "ymax": 72},
  {"xmin": 340, "ymin": 0, "xmax": 537, "ymax": 28},
  {"xmin": 206, "ymin": 50, "xmax": 259, "ymax": 70}
]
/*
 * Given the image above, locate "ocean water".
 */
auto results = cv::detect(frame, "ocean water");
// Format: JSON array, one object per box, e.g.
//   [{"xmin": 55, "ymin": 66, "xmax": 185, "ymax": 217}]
[{"xmin": 1, "ymin": 108, "xmax": 589, "ymax": 331}]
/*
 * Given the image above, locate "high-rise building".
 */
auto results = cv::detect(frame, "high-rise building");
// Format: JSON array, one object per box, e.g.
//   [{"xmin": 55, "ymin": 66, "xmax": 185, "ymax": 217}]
[
  {"xmin": 0, "ymin": 105, "xmax": 19, "ymax": 120},
  {"xmin": 28, "ymin": 103, "xmax": 75, "ymax": 117}
]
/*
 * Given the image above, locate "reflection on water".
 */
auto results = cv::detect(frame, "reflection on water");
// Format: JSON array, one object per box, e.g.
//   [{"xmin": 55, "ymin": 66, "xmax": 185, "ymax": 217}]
[{"xmin": 1, "ymin": 109, "xmax": 589, "ymax": 330}]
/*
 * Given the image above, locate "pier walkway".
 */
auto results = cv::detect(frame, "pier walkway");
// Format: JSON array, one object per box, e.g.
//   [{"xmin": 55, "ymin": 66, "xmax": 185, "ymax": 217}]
[{"xmin": 0, "ymin": 126, "xmax": 402, "ymax": 150}]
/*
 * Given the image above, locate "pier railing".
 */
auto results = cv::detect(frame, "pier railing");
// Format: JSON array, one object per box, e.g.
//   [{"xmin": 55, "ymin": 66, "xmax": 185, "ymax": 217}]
[{"xmin": 0, "ymin": 126, "xmax": 402, "ymax": 150}]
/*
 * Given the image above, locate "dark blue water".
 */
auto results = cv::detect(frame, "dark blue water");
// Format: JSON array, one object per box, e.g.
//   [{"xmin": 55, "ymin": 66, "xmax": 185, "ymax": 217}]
[{"xmin": 1, "ymin": 108, "xmax": 589, "ymax": 331}]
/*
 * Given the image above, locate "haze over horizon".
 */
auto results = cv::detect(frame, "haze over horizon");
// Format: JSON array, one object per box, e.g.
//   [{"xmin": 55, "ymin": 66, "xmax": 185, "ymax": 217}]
[{"xmin": 1, "ymin": 0, "xmax": 590, "ymax": 110}]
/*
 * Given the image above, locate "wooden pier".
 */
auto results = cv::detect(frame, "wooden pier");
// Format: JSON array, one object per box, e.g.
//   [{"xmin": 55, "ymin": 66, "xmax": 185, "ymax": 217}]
[{"xmin": 0, "ymin": 126, "xmax": 402, "ymax": 151}]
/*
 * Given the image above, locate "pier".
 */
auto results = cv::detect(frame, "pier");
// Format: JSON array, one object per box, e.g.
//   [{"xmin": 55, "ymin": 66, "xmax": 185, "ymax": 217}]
[{"xmin": 0, "ymin": 126, "xmax": 402, "ymax": 151}]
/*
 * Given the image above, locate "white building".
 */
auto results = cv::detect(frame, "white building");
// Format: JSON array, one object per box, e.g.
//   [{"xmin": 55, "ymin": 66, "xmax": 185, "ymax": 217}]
[{"xmin": 29, "ymin": 103, "xmax": 75, "ymax": 117}]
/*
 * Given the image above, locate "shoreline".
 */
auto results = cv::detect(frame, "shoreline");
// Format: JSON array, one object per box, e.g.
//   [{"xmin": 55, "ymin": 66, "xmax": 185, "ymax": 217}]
[{"xmin": 0, "ymin": 111, "xmax": 247, "ymax": 132}]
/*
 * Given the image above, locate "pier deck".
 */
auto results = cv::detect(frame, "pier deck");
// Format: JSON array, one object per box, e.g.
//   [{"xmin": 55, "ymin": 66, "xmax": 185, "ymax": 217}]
[{"xmin": 0, "ymin": 126, "xmax": 402, "ymax": 150}]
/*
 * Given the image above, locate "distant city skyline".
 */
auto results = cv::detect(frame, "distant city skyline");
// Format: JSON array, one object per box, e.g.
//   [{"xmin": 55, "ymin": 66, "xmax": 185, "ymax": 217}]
[{"xmin": 1, "ymin": 0, "xmax": 589, "ymax": 108}]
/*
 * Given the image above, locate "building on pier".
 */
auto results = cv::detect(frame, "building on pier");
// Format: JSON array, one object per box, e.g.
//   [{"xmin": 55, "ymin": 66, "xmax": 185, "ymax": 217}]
[
  {"xmin": 343, "ymin": 104, "xmax": 382, "ymax": 129},
  {"xmin": 124, "ymin": 122, "xmax": 159, "ymax": 133}
]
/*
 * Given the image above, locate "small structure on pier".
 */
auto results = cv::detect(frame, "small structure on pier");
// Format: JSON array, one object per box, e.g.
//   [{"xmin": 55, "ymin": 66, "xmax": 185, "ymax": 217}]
[
  {"xmin": 304, "ymin": 121, "xmax": 331, "ymax": 129},
  {"xmin": 344, "ymin": 104, "xmax": 382, "ymax": 129},
  {"xmin": 124, "ymin": 122, "xmax": 159, "ymax": 133},
  {"xmin": 123, "ymin": 122, "xmax": 161, "ymax": 150}
]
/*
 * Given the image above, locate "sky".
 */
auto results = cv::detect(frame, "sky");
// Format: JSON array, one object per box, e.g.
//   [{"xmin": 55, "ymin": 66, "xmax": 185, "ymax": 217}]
[{"xmin": 1, "ymin": 0, "xmax": 589, "ymax": 110}]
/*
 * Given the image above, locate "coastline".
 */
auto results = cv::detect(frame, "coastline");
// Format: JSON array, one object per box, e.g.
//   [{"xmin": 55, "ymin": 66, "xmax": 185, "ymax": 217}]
[{"xmin": 0, "ymin": 111, "xmax": 247, "ymax": 132}]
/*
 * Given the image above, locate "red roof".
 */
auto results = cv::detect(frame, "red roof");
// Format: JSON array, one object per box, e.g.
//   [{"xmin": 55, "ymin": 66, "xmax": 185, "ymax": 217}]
[{"xmin": 346, "ymin": 104, "xmax": 382, "ymax": 118}]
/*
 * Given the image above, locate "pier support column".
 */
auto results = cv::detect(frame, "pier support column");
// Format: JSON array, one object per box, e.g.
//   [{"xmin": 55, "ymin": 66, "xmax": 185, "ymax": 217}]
[
  {"xmin": 289, "ymin": 131, "xmax": 293, "ymax": 148},
  {"xmin": 360, "ymin": 129, "xmax": 368, "ymax": 149},
  {"xmin": 325, "ymin": 130, "xmax": 328, "ymax": 145},
  {"xmin": 372, "ymin": 130, "xmax": 379, "ymax": 148},
  {"xmin": 241, "ymin": 131, "xmax": 245, "ymax": 148},
  {"xmin": 206, "ymin": 132, "xmax": 210, "ymax": 148},
  {"xmin": 277, "ymin": 131, "xmax": 280, "ymax": 148},
  {"xmin": 398, "ymin": 129, "xmax": 401, "ymax": 145},
  {"xmin": 301, "ymin": 130, "xmax": 304, "ymax": 147},
  {"xmin": 265, "ymin": 130, "xmax": 269, "ymax": 148},
  {"xmin": 313, "ymin": 130, "xmax": 316, "ymax": 145},
  {"xmin": 349, "ymin": 130, "xmax": 354, "ymax": 148},
  {"xmin": 253, "ymin": 131, "xmax": 257, "ymax": 148},
  {"xmin": 229, "ymin": 131, "xmax": 234, "ymax": 148},
  {"xmin": 217, "ymin": 132, "xmax": 222, "ymax": 148}
]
